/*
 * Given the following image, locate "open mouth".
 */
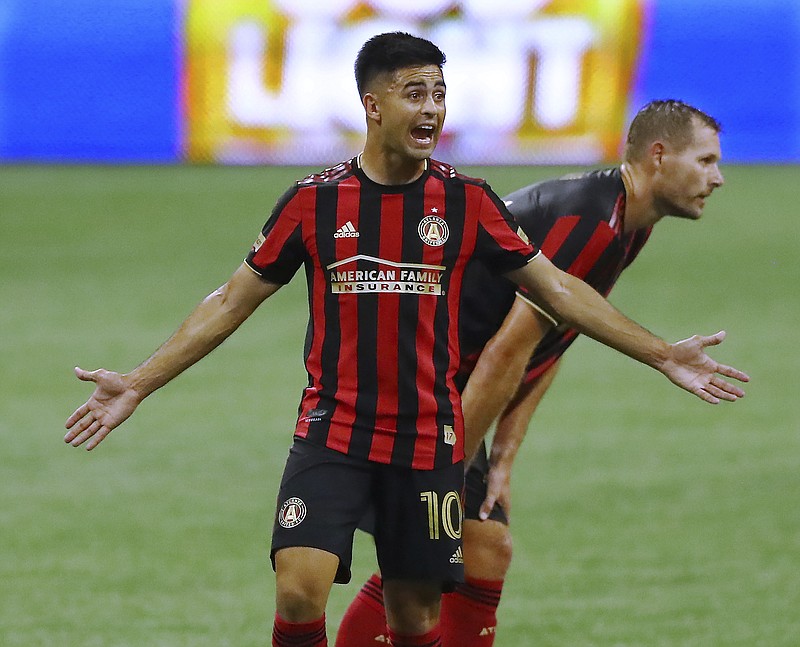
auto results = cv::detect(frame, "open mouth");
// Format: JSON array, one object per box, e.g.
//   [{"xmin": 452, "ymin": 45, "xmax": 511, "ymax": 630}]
[{"xmin": 411, "ymin": 124, "xmax": 436, "ymax": 145}]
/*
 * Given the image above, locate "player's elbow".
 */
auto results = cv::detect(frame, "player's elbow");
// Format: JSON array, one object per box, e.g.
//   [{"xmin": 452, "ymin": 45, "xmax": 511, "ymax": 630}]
[
  {"xmin": 536, "ymin": 271, "xmax": 594, "ymax": 329},
  {"xmin": 204, "ymin": 283, "xmax": 251, "ymax": 333},
  {"xmin": 533, "ymin": 281, "xmax": 572, "ymax": 325}
]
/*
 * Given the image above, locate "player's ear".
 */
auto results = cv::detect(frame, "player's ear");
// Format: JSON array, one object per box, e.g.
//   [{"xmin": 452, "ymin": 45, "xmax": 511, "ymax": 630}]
[
  {"xmin": 650, "ymin": 141, "xmax": 665, "ymax": 166},
  {"xmin": 363, "ymin": 93, "xmax": 381, "ymax": 124}
]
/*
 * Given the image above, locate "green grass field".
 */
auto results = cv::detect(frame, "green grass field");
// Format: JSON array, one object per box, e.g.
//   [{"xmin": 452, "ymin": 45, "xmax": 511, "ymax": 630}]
[{"xmin": 2, "ymin": 164, "xmax": 798, "ymax": 646}]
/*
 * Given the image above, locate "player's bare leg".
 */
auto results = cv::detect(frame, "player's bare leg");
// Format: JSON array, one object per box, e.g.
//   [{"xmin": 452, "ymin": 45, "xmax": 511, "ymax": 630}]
[
  {"xmin": 383, "ymin": 578, "xmax": 443, "ymax": 644},
  {"xmin": 274, "ymin": 547, "xmax": 338, "ymax": 620},
  {"xmin": 273, "ymin": 546, "xmax": 338, "ymax": 646},
  {"xmin": 462, "ymin": 519, "xmax": 512, "ymax": 579}
]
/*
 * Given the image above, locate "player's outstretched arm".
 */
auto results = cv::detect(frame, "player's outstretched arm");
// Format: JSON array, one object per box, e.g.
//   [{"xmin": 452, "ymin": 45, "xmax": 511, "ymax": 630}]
[
  {"xmin": 506, "ymin": 255, "xmax": 749, "ymax": 404},
  {"xmin": 64, "ymin": 264, "xmax": 281, "ymax": 450}
]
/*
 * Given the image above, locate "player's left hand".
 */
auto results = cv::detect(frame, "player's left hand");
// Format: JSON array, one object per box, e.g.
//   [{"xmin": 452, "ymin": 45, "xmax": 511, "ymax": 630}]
[
  {"xmin": 662, "ymin": 331, "xmax": 750, "ymax": 404},
  {"xmin": 479, "ymin": 459, "xmax": 513, "ymax": 521}
]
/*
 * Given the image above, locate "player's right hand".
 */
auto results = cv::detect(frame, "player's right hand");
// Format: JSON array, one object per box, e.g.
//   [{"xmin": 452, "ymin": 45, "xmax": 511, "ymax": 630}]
[{"xmin": 64, "ymin": 367, "xmax": 142, "ymax": 450}]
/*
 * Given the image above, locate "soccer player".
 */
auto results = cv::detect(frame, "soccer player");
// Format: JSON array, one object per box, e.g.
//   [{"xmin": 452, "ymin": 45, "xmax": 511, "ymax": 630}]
[
  {"xmin": 64, "ymin": 32, "xmax": 747, "ymax": 647},
  {"xmin": 336, "ymin": 100, "xmax": 738, "ymax": 646}
]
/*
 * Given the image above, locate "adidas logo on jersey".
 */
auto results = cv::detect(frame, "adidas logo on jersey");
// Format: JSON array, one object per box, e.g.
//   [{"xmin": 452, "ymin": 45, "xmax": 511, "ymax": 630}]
[
  {"xmin": 450, "ymin": 546, "xmax": 464, "ymax": 564},
  {"xmin": 334, "ymin": 221, "xmax": 360, "ymax": 238}
]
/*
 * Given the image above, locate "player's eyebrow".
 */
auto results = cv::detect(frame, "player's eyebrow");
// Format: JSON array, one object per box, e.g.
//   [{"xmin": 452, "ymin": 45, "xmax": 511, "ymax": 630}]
[{"xmin": 402, "ymin": 79, "xmax": 446, "ymax": 91}]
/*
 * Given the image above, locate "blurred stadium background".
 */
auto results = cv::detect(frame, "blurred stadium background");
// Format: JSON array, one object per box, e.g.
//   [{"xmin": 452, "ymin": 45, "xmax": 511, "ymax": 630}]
[
  {"xmin": 2, "ymin": 1, "xmax": 799, "ymax": 646},
  {"xmin": 2, "ymin": 0, "xmax": 798, "ymax": 164}
]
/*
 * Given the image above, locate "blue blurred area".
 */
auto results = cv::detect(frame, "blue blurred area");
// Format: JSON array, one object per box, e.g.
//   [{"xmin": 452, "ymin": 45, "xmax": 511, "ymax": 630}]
[
  {"xmin": 634, "ymin": 0, "xmax": 800, "ymax": 162},
  {"xmin": 0, "ymin": 0, "xmax": 797, "ymax": 162},
  {"xmin": 0, "ymin": 0, "xmax": 179, "ymax": 161}
]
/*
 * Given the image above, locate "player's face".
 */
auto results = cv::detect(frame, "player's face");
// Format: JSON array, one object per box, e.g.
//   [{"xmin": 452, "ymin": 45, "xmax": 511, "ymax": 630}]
[
  {"xmin": 655, "ymin": 120, "xmax": 725, "ymax": 220},
  {"xmin": 371, "ymin": 65, "xmax": 446, "ymax": 161}
]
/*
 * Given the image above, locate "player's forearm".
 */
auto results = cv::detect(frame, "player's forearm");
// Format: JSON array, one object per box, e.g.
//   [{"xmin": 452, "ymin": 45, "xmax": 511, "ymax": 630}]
[
  {"xmin": 489, "ymin": 361, "xmax": 559, "ymax": 470},
  {"xmin": 462, "ymin": 340, "xmax": 530, "ymax": 461},
  {"xmin": 462, "ymin": 299, "xmax": 550, "ymax": 461},
  {"xmin": 125, "ymin": 288, "xmax": 250, "ymax": 399},
  {"xmin": 509, "ymin": 259, "xmax": 670, "ymax": 371},
  {"xmin": 126, "ymin": 266, "xmax": 278, "ymax": 400},
  {"xmin": 555, "ymin": 276, "xmax": 669, "ymax": 369}
]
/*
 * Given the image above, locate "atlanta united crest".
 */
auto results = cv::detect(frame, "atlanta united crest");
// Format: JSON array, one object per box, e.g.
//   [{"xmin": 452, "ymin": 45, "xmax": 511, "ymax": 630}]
[
  {"xmin": 418, "ymin": 215, "xmax": 449, "ymax": 247},
  {"xmin": 278, "ymin": 497, "xmax": 307, "ymax": 528}
]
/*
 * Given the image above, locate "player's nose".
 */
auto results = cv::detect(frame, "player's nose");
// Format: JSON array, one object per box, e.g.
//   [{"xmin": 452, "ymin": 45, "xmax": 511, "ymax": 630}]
[{"xmin": 711, "ymin": 165, "xmax": 724, "ymax": 188}]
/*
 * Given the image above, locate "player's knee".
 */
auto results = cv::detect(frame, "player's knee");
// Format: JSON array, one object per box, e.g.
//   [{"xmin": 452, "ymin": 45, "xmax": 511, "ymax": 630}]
[
  {"xmin": 273, "ymin": 547, "xmax": 338, "ymax": 622},
  {"xmin": 382, "ymin": 579, "xmax": 441, "ymax": 635},
  {"xmin": 464, "ymin": 520, "xmax": 513, "ymax": 578},
  {"xmin": 491, "ymin": 527, "xmax": 513, "ymax": 572},
  {"xmin": 275, "ymin": 579, "xmax": 328, "ymax": 622}
]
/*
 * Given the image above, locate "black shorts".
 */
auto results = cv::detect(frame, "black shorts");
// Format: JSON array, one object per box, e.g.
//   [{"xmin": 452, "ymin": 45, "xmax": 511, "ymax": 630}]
[
  {"xmin": 464, "ymin": 440, "xmax": 509, "ymax": 525},
  {"xmin": 272, "ymin": 437, "xmax": 465, "ymax": 588}
]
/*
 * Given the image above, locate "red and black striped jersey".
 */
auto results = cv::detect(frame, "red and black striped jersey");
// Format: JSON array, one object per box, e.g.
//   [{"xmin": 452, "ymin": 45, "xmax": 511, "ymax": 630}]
[
  {"xmin": 245, "ymin": 156, "xmax": 538, "ymax": 469},
  {"xmin": 458, "ymin": 167, "xmax": 652, "ymax": 388}
]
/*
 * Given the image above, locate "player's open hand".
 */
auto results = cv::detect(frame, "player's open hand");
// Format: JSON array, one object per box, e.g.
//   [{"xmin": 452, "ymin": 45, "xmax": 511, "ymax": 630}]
[
  {"xmin": 64, "ymin": 367, "xmax": 143, "ymax": 450},
  {"xmin": 663, "ymin": 331, "xmax": 750, "ymax": 404}
]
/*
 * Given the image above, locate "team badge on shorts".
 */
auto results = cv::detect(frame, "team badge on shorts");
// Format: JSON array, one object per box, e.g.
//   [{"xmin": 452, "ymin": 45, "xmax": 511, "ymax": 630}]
[
  {"xmin": 278, "ymin": 497, "xmax": 307, "ymax": 528},
  {"xmin": 418, "ymin": 216, "xmax": 449, "ymax": 247}
]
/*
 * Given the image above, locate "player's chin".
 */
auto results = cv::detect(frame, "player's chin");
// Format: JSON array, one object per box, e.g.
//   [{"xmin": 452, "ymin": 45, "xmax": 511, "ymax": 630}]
[
  {"xmin": 671, "ymin": 203, "xmax": 704, "ymax": 220},
  {"xmin": 407, "ymin": 144, "xmax": 436, "ymax": 160},
  {"xmin": 407, "ymin": 135, "xmax": 439, "ymax": 158}
]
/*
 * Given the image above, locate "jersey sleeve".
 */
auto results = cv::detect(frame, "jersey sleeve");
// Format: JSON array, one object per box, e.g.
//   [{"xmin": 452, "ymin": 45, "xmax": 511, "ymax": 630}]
[
  {"xmin": 245, "ymin": 184, "xmax": 307, "ymax": 284},
  {"xmin": 474, "ymin": 184, "xmax": 539, "ymax": 273}
]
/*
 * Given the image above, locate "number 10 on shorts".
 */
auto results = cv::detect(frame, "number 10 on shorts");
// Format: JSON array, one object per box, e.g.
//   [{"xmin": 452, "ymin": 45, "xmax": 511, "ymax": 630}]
[{"xmin": 420, "ymin": 490, "xmax": 462, "ymax": 540}]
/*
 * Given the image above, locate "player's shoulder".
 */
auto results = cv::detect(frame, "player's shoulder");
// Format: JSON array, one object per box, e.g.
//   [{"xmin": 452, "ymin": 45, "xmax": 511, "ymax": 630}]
[
  {"xmin": 506, "ymin": 167, "xmax": 622, "ymax": 218},
  {"xmin": 297, "ymin": 158, "xmax": 357, "ymax": 186},
  {"xmin": 268, "ymin": 160, "xmax": 357, "ymax": 216},
  {"xmin": 428, "ymin": 159, "xmax": 487, "ymax": 188},
  {"xmin": 534, "ymin": 166, "xmax": 621, "ymax": 199},
  {"xmin": 559, "ymin": 166, "xmax": 622, "ymax": 188}
]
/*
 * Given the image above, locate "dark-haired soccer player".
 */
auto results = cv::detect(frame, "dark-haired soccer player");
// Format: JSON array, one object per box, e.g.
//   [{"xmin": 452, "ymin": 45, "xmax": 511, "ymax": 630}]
[
  {"xmin": 336, "ymin": 100, "xmax": 736, "ymax": 646},
  {"xmin": 65, "ymin": 32, "xmax": 747, "ymax": 647}
]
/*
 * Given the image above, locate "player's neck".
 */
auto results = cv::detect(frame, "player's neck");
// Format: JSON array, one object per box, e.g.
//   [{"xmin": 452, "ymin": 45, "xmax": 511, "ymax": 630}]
[
  {"xmin": 359, "ymin": 147, "xmax": 427, "ymax": 186},
  {"xmin": 620, "ymin": 162, "xmax": 659, "ymax": 232}
]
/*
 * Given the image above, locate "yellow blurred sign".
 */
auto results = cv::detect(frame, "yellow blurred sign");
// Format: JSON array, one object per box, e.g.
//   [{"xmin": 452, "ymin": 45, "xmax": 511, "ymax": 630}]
[{"xmin": 184, "ymin": 0, "xmax": 647, "ymax": 164}]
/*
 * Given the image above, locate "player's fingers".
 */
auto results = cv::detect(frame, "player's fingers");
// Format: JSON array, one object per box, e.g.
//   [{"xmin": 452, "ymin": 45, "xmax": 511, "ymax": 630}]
[
  {"xmin": 64, "ymin": 409, "xmax": 97, "ymax": 441},
  {"xmin": 711, "ymin": 377, "xmax": 746, "ymax": 399},
  {"xmin": 693, "ymin": 387, "xmax": 720, "ymax": 405},
  {"xmin": 703, "ymin": 382, "xmax": 737, "ymax": 402},
  {"xmin": 700, "ymin": 330, "xmax": 727, "ymax": 348},
  {"xmin": 85, "ymin": 426, "xmax": 113, "ymax": 451},
  {"xmin": 478, "ymin": 495, "xmax": 497, "ymax": 521},
  {"xmin": 65, "ymin": 403, "xmax": 90, "ymax": 428},
  {"xmin": 716, "ymin": 363, "xmax": 750, "ymax": 383},
  {"xmin": 67, "ymin": 419, "xmax": 102, "ymax": 447},
  {"xmin": 74, "ymin": 366, "xmax": 98, "ymax": 382},
  {"xmin": 697, "ymin": 375, "xmax": 746, "ymax": 403}
]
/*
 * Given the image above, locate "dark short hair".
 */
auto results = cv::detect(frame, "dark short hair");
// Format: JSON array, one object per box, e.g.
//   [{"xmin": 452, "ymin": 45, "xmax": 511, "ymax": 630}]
[
  {"xmin": 625, "ymin": 100, "xmax": 722, "ymax": 162},
  {"xmin": 354, "ymin": 32, "xmax": 446, "ymax": 98}
]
